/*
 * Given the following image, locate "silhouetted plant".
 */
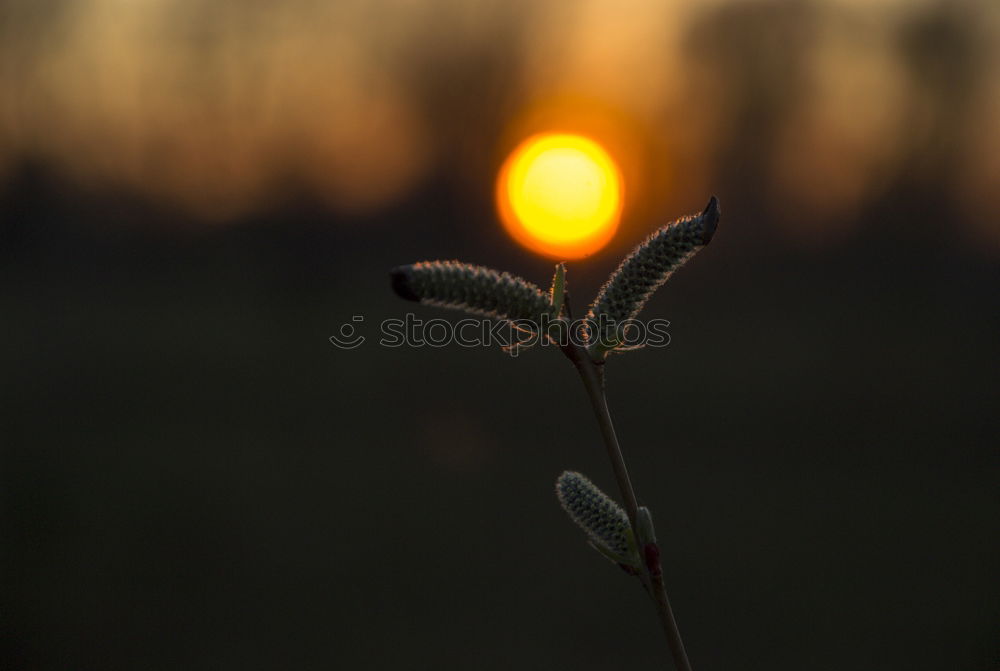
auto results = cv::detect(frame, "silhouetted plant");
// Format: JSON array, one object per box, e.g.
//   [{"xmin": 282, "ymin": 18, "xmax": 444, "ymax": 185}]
[{"xmin": 392, "ymin": 197, "xmax": 720, "ymax": 670}]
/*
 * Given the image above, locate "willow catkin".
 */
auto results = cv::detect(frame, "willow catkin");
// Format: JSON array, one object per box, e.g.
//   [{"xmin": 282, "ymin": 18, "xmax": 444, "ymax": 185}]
[
  {"xmin": 556, "ymin": 471, "xmax": 633, "ymax": 559},
  {"xmin": 588, "ymin": 197, "xmax": 720, "ymax": 331},
  {"xmin": 391, "ymin": 261, "xmax": 553, "ymax": 323}
]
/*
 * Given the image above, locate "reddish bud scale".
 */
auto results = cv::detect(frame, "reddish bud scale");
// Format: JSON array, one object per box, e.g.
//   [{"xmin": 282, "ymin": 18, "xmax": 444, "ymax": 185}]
[{"xmin": 644, "ymin": 543, "xmax": 662, "ymax": 577}]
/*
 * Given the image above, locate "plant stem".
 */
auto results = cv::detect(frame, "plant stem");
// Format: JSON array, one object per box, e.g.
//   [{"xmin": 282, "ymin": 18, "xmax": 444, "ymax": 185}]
[
  {"xmin": 572, "ymin": 356, "xmax": 640, "ymax": 527},
  {"xmin": 565, "ymin": 345, "xmax": 693, "ymax": 671}
]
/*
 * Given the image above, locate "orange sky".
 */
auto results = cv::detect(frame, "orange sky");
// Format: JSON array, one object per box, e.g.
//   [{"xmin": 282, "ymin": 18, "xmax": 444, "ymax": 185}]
[{"xmin": 1, "ymin": 0, "xmax": 997, "ymax": 248}]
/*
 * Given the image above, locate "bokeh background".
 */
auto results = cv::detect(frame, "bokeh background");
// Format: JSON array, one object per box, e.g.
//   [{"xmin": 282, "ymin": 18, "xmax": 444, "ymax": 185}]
[{"xmin": 2, "ymin": 0, "xmax": 998, "ymax": 669}]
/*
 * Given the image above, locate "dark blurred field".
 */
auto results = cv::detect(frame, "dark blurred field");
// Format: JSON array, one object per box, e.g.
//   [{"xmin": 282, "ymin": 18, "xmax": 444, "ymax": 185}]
[{"xmin": 2, "ymin": 1, "xmax": 999, "ymax": 669}]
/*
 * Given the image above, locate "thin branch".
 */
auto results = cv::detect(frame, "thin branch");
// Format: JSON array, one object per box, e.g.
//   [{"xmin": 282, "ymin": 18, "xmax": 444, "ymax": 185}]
[
  {"xmin": 571, "ymin": 357, "xmax": 639, "ymax": 527},
  {"xmin": 561, "ymin": 340, "xmax": 693, "ymax": 671}
]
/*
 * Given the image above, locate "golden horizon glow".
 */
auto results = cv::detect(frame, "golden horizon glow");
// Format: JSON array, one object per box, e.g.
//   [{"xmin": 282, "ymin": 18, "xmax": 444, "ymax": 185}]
[{"xmin": 496, "ymin": 133, "xmax": 623, "ymax": 258}]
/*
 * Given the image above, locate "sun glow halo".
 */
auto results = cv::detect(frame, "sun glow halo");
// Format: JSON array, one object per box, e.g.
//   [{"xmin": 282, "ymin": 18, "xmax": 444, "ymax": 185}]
[{"xmin": 496, "ymin": 133, "xmax": 623, "ymax": 258}]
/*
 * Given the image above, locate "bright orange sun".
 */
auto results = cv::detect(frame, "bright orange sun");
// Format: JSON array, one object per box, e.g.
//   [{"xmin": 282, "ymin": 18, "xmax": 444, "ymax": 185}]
[{"xmin": 496, "ymin": 133, "xmax": 623, "ymax": 259}]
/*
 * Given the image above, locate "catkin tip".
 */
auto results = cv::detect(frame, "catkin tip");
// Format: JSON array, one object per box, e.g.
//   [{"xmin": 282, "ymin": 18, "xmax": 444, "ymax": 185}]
[
  {"xmin": 390, "ymin": 266, "xmax": 420, "ymax": 302},
  {"xmin": 701, "ymin": 196, "xmax": 721, "ymax": 245}
]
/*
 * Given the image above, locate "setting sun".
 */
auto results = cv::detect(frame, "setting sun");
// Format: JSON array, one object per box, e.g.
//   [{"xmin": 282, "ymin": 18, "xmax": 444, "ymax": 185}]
[{"xmin": 497, "ymin": 133, "xmax": 623, "ymax": 258}]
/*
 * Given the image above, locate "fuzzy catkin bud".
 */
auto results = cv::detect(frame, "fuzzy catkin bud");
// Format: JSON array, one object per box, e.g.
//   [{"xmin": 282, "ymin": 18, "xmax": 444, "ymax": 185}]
[
  {"xmin": 556, "ymin": 471, "xmax": 632, "ymax": 558},
  {"xmin": 588, "ymin": 197, "xmax": 720, "ymax": 329},
  {"xmin": 391, "ymin": 261, "xmax": 553, "ymax": 323}
]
